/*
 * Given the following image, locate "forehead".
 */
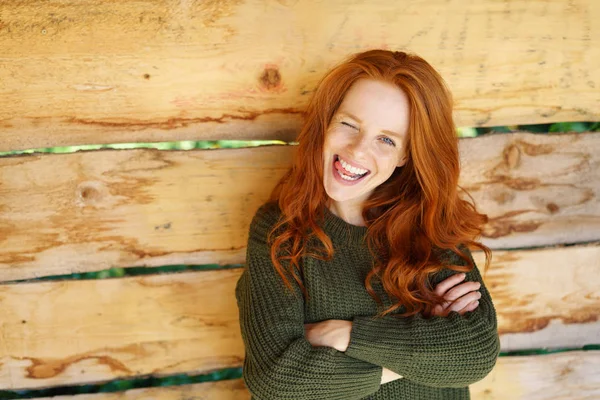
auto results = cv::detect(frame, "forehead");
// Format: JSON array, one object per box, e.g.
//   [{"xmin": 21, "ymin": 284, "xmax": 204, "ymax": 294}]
[{"xmin": 336, "ymin": 79, "xmax": 410, "ymax": 137}]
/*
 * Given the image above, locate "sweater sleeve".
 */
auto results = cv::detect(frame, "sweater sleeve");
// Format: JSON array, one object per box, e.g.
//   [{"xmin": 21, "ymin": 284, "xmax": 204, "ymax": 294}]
[
  {"xmin": 344, "ymin": 244, "xmax": 501, "ymax": 388},
  {"xmin": 235, "ymin": 203, "xmax": 382, "ymax": 400}
]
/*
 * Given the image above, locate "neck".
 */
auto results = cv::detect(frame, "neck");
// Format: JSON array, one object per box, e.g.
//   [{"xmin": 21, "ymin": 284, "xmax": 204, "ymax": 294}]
[
  {"xmin": 326, "ymin": 198, "xmax": 366, "ymax": 227},
  {"xmin": 321, "ymin": 204, "xmax": 369, "ymax": 246}
]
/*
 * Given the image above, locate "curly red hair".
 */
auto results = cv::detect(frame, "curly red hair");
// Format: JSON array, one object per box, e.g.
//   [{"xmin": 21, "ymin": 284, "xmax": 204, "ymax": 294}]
[{"xmin": 266, "ymin": 49, "xmax": 491, "ymax": 318}]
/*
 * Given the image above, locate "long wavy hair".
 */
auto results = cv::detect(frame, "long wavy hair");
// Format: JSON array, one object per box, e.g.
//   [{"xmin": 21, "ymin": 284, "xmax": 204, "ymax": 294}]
[{"xmin": 265, "ymin": 49, "xmax": 491, "ymax": 319}]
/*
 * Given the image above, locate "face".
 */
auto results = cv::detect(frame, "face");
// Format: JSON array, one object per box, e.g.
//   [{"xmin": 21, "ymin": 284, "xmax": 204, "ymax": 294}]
[{"xmin": 322, "ymin": 78, "xmax": 409, "ymax": 208}]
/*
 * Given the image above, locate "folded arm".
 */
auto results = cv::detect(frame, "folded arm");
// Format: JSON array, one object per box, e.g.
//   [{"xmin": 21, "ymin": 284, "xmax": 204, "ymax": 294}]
[
  {"xmin": 235, "ymin": 204, "xmax": 382, "ymax": 400},
  {"xmin": 344, "ymin": 245, "xmax": 501, "ymax": 388}
]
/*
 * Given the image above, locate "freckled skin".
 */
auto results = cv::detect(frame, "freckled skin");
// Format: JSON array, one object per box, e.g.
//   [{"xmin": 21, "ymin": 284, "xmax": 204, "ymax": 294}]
[{"xmin": 322, "ymin": 78, "xmax": 410, "ymax": 224}]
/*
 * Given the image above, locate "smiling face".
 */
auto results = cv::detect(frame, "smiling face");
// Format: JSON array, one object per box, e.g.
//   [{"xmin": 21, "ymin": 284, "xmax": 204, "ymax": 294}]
[{"xmin": 322, "ymin": 78, "xmax": 410, "ymax": 213}]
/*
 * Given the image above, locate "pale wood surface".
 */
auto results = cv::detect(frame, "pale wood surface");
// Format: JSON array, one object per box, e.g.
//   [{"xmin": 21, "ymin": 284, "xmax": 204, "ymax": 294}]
[
  {"xmin": 0, "ymin": 268, "xmax": 245, "ymax": 390},
  {"xmin": 0, "ymin": 145, "xmax": 291, "ymax": 281},
  {"xmin": 461, "ymin": 131, "xmax": 600, "ymax": 249},
  {"xmin": 1, "ymin": 132, "xmax": 598, "ymax": 280},
  {"xmin": 1, "ymin": 0, "xmax": 598, "ymax": 152},
  {"xmin": 470, "ymin": 351, "xmax": 600, "ymax": 400},
  {"xmin": 0, "ymin": 243, "xmax": 597, "ymax": 390},
  {"xmin": 30, "ymin": 378, "xmax": 252, "ymax": 400},
  {"xmin": 472, "ymin": 244, "xmax": 600, "ymax": 350},
  {"xmin": 17, "ymin": 351, "xmax": 600, "ymax": 400},
  {"xmin": 22, "ymin": 352, "xmax": 600, "ymax": 399}
]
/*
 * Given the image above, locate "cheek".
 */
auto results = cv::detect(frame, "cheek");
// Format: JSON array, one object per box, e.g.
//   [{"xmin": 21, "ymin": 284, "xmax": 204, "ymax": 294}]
[
  {"xmin": 373, "ymin": 145, "xmax": 397, "ymax": 157},
  {"xmin": 373, "ymin": 148, "xmax": 402, "ymax": 170},
  {"xmin": 325, "ymin": 129, "xmax": 350, "ymax": 146}
]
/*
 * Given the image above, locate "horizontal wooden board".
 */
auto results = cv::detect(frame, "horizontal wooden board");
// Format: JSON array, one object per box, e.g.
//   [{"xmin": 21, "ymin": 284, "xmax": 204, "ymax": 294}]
[
  {"xmin": 470, "ymin": 351, "xmax": 600, "ymax": 400},
  {"xmin": 0, "ymin": 132, "xmax": 598, "ymax": 280},
  {"xmin": 0, "ymin": 243, "xmax": 598, "ymax": 390},
  {"xmin": 0, "ymin": 145, "xmax": 290, "ymax": 280},
  {"xmin": 0, "ymin": 269, "xmax": 245, "ymax": 390},
  {"xmin": 20, "ymin": 352, "xmax": 600, "ymax": 399},
  {"xmin": 1, "ymin": 0, "xmax": 599, "ymax": 151},
  {"xmin": 461, "ymin": 131, "xmax": 600, "ymax": 249},
  {"xmin": 472, "ymin": 244, "xmax": 600, "ymax": 350}
]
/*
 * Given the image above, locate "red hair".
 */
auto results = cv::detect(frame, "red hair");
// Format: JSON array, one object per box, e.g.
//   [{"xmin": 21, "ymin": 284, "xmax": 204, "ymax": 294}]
[{"xmin": 266, "ymin": 49, "xmax": 491, "ymax": 318}]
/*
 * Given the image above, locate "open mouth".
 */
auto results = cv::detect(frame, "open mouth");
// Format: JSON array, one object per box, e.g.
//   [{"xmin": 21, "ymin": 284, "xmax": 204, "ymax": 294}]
[{"xmin": 333, "ymin": 154, "xmax": 370, "ymax": 181}]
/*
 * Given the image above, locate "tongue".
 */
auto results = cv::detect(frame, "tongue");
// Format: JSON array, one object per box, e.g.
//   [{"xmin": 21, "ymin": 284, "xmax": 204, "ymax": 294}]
[{"xmin": 335, "ymin": 160, "xmax": 363, "ymax": 178}]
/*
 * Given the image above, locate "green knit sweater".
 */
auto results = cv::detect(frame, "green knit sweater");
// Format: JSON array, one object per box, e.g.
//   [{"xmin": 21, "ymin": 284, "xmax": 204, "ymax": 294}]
[{"xmin": 235, "ymin": 201, "xmax": 500, "ymax": 400}]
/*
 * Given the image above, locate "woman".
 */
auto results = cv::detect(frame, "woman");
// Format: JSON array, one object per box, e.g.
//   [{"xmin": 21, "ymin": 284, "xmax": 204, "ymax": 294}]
[{"xmin": 235, "ymin": 49, "xmax": 500, "ymax": 400}]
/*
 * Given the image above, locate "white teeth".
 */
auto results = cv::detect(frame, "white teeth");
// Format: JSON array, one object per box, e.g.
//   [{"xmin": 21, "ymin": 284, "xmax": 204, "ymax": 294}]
[
  {"xmin": 337, "ymin": 169, "xmax": 362, "ymax": 180},
  {"xmin": 339, "ymin": 156, "xmax": 368, "ymax": 175}
]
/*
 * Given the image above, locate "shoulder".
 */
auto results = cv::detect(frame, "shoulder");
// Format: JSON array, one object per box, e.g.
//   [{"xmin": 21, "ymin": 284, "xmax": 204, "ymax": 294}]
[
  {"xmin": 248, "ymin": 201, "xmax": 284, "ymax": 244},
  {"xmin": 429, "ymin": 243, "xmax": 476, "ymax": 285},
  {"xmin": 251, "ymin": 201, "xmax": 282, "ymax": 230},
  {"xmin": 252, "ymin": 201, "xmax": 281, "ymax": 224},
  {"xmin": 432, "ymin": 243, "xmax": 473, "ymax": 265}
]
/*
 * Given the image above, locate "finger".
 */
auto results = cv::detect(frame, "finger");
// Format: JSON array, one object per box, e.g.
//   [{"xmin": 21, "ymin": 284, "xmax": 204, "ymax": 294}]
[
  {"xmin": 431, "ymin": 304, "xmax": 450, "ymax": 318},
  {"xmin": 443, "ymin": 281, "xmax": 481, "ymax": 302},
  {"xmin": 437, "ymin": 294, "xmax": 474, "ymax": 316},
  {"xmin": 456, "ymin": 291, "xmax": 482, "ymax": 311},
  {"xmin": 434, "ymin": 273, "xmax": 466, "ymax": 296},
  {"xmin": 447, "ymin": 291, "xmax": 482, "ymax": 312},
  {"xmin": 457, "ymin": 300, "xmax": 479, "ymax": 315}
]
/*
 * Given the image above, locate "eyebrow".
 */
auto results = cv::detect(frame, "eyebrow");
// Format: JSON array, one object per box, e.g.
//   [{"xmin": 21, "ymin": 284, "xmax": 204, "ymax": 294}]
[{"xmin": 338, "ymin": 111, "xmax": 404, "ymax": 139}]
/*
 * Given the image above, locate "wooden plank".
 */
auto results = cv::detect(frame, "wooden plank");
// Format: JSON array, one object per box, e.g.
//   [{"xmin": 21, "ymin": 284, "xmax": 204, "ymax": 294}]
[
  {"xmin": 472, "ymin": 244, "xmax": 600, "ymax": 351},
  {"xmin": 0, "ymin": 244, "xmax": 598, "ymax": 390},
  {"xmin": 1, "ymin": 132, "xmax": 598, "ymax": 280},
  {"xmin": 29, "ymin": 378, "xmax": 252, "ymax": 400},
  {"xmin": 461, "ymin": 131, "xmax": 600, "ymax": 249},
  {"xmin": 20, "ymin": 352, "xmax": 600, "ymax": 399},
  {"xmin": 470, "ymin": 351, "xmax": 600, "ymax": 400},
  {"xmin": 1, "ymin": 0, "xmax": 598, "ymax": 151},
  {"xmin": 0, "ymin": 269, "xmax": 245, "ymax": 390},
  {"xmin": 0, "ymin": 145, "xmax": 290, "ymax": 281}
]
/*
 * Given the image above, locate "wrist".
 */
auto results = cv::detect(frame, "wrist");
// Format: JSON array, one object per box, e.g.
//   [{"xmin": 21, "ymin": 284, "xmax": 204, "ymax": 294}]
[{"xmin": 335, "ymin": 320, "xmax": 352, "ymax": 352}]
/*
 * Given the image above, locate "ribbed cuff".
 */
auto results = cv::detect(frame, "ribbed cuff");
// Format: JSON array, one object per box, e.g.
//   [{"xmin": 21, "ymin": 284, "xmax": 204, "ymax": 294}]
[
  {"xmin": 329, "ymin": 347, "xmax": 382, "ymax": 397},
  {"xmin": 345, "ymin": 315, "xmax": 414, "ymax": 368}
]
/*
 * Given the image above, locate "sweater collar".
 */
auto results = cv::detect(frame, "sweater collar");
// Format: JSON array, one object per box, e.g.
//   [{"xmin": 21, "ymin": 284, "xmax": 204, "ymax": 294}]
[{"xmin": 321, "ymin": 205, "xmax": 368, "ymax": 246}]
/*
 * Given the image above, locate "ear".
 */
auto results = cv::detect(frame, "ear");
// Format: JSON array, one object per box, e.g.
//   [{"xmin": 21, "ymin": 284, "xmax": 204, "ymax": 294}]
[{"xmin": 397, "ymin": 156, "xmax": 407, "ymax": 168}]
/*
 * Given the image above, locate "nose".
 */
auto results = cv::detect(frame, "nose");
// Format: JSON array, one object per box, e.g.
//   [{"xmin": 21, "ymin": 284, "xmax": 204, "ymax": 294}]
[{"xmin": 348, "ymin": 132, "xmax": 368, "ymax": 159}]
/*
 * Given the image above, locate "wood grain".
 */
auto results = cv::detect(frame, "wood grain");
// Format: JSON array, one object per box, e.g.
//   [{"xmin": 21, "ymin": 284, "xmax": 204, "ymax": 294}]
[
  {"xmin": 1, "ymin": 132, "xmax": 598, "ymax": 280},
  {"xmin": 28, "ymin": 378, "xmax": 252, "ymax": 399},
  {"xmin": 0, "ymin": 243, "xmax": 598, "ymax": 390},
  {"xmin": 16, "ymin": 352, "xmax": 600, "ymax": 398},
  {"xmin": 1, "ymin": 0, "xmax": 598, "ymax": 151},
  {"xmin": 0, "ymin": 145, "xmax": 291, "ymax": 281},
  {"xmin": 0, "ymin": 268, "xmax": 245, "ymax": 390},
  {"xmin": 470, "ymin": 351, "xmax": 600, "ymax": 400},
  {"xmin": 472, "ymin": 245, "xmax": 600, "ymax": 350},
  {"xmin": 461, "ymin": 131, "xmax": 600, "ymax": 249}
]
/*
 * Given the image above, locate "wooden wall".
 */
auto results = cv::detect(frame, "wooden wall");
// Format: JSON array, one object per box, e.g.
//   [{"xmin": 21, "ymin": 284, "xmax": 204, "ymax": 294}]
[
  {"xmin": 1, "ymin": 0, "xmax": 598, "ymax": 151},
  {"xmin": 0, "ymin": 0, "xmax": 598, "ymax": 398}
]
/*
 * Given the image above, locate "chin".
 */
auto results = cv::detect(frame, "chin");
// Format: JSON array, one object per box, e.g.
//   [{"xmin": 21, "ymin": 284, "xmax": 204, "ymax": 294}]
[{"xmin": 324, "ymin": 184, "xmax": 364, "ymax": 203}]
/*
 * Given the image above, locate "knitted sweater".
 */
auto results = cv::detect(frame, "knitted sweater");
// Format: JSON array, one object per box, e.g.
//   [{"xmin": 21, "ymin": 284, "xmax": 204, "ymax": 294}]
[{"xmin": 235, "ymin": 201, "xmax": 500, "ymax": 400}]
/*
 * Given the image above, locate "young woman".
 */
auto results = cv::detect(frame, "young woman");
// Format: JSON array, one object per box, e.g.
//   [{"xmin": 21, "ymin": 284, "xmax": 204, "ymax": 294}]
[{"xmin": 235, "ymin": 49, "xmax": 500, "ymax": 400}]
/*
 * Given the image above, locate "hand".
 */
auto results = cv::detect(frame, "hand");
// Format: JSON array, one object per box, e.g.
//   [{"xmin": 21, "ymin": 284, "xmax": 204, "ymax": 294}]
[
  {"xmin": 304, "ymin": 319, "xmax": 352, "ymax": 352},
  {"xmin": 430, "ymin": 273, "xmax": 482, "ymax": 317}
]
